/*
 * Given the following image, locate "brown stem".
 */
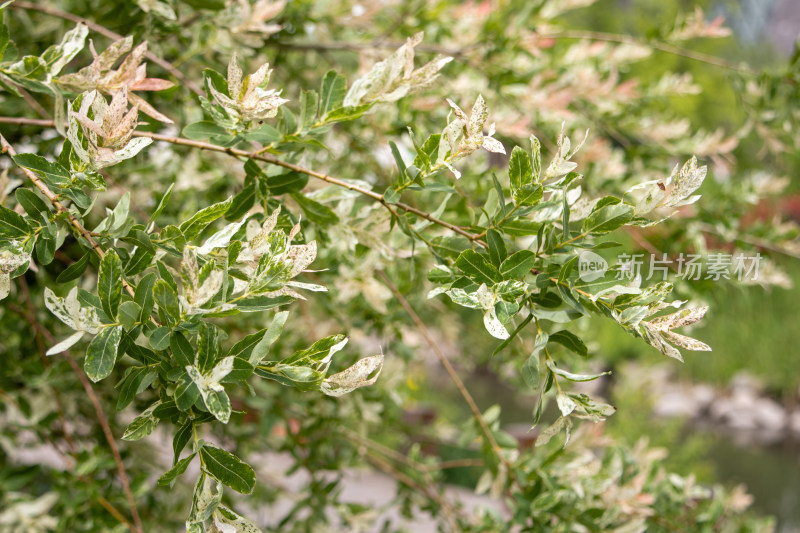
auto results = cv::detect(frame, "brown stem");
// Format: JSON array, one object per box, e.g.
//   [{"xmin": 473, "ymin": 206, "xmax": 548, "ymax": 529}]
[
  {"xmin": 9, "ymin": 1, "xmax": 204, "ymax": 96},
  {"xmin": 61, "ymin": 351, "xmax": 144, "ymax": 533},
  {"xmin": 17, "ymin": 278, "xmax": 77, "ymax": 453},
  {"xmin": 375, "ymin": 270, "xmax": 522, "ymax": 491},
  {"xmin": 364, "ymin": 452, "xmax": 463, "ymax": 532},
  {"xmin": 0, "ymin": 117, "xmax": 485, "ymax": 244},
  {"xmin": 144, "ymin": 131, "xmax": 485, "ymax": 242}
]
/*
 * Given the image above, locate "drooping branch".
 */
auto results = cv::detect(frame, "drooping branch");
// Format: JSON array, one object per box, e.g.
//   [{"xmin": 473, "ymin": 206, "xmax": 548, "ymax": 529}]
[
  {"xmin": 9, "ymin": 1, "xmax": 204, "ymax": 96},
  {"xmin": 375, "ymin": 270, "xmax": 523, "ymax": 492}
]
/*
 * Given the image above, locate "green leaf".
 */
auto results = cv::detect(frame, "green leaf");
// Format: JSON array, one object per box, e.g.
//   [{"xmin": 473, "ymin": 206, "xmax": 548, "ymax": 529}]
[
  {"xmin": 148, "ymin": 183, "xmax": 174, "ymax": 226},
  {"xmin": 84, "ymin": 325, "xmax": 123, "ymax": 382},
  {"xmin": 513, "ymin": 183, "xmax": 543, "ymax": 207},
  {"xmin": 500, "ymin": 250, "xmax": 537, "ymax": 279},
  {"xmin": 12, "ymin": 153, "xmax": 71, "ymax": 188},
  {"xmin": 225, "ymin": 179, "xmax": 256, "ymax": 221},
  {"xmin": 122, "ymin": 402, "xmax": 160, "ymax": 441},
  {"xmin": 236, "ymin": 294, "xmax": 294, "ymax": 312},
  {"xmin": 0, "ymin": 206, "xmax": 30, "ymax": 238},
  {"xmin": 455, "ymin": 250, "xmax": 503, "ymax": 285},
  {"xmin": 198, "ymin": 322, "xmax": 221, "ymax": 372},
  {"xmin": 173, "ymin": 421, "xmax": 193, "ymax": 463},
  {"xmin": 98, "ymin": 250, "xmax": 123, "ymax": 320},
  {"xmin": 249, "ymin": 311, "xmax": 288, "ymax": 365},
  {"xmin": 125, "ymin": 247, "xmax": 155, "ymax": 276},
  {"xmin": 183, "ymin": 121, "xmax": 228, "ymax": 140},
  {"xmin": 283, "ymin": 334, "xmax": 346, "ymax": 366},
  {"xmin": 200, "ymin": 445, "xmax": 256, "ymax": 494},
  {"xmin": 509, "ymin": 146, "xmax": 532, "ymax": 191},
  {"xmin": 35, "ymin": 235, "xmax": 55, "ymax": 265},
  {"xmin": 522, "ymin": 352, "xmax": 540, "ymax": 391},
  {"xmin": 323, "ymin": 104, "xmax": 370, "ymax": 122},
  {"xmin": 243, "ymin": 124, "xmax": 281, "ymax": 143},
  {"xmin": 299, "ymin": 90, "xmax": 319, "ymax": 132},
  {"xmin": 56, "ymin": 252, "xmax": 90, "ymax": 283},
  {"xmin": 430, "ymin": 236, "xmax": 471, "ymax": 260},
  {"xmin": 179, "ymin": 198, "xmax": 232, "ymax": 241},
  {"xmin": 121, "ymin": 229, "xmax": 155, "ymax": 254},
  {"xmin": 158, "ymin": 452, "xmax": 197, "ymax": 486},
  {"xmin": 0, "ymin": 10, "xmax": 9, "ymax": 62},
  {"xmin": 264, "ymin": 171, "xmax": 308, "ymax": 195},
  {"xmin": 15, "ymin": 188, "xmax": 50, "ymax": 219},
  {"xmin": 118, "ymin": 301, "xmax": 141, "ymax": 331},
  {"xmin": 134, "ymin": 272, "xmax": 157, "ymax": 322},
  {"xmin": 290, "ymin": 193, "xmax": 339, "ymax": 225},
  {"xmin": 486, "ymin": 229, "xmax": 507, "ymax": 267},
  {"xmin": 180, "ymin": 0, "xmax": 226, "ymax": 10},
  {"xmin": 174, "ymin": 374, "xmax": 200, "ymax": 411},
  {"xmin": 582, "ymin": 203, "xmax": 633, "ymax": 235},
  {"xmin": 116, "ymin": 366, "xmax": 152, "ymax": 410},
  {"xmin": 548, "ymin": 330, "xmax": 588, "ymax": 357},
  {"xmin": 319, "ymin": 70, "xmax": 347, "ymax": 117},
  {"xmin": 153, "ymin": 279, "xmax": 180, "ymax": 323},
  {"xmin": 170, "ymin": 331, "xmax": 195, "ymax": 367}
]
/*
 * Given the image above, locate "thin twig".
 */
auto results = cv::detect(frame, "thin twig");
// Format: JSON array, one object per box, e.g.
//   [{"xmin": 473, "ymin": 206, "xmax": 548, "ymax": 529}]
[
  {"xmin": 61, "ymin": 350, "xmax": 144, "ymax": 533},
  {"xmin": 10, "ymin": 292, "xmax": 143, "ymax": 533},
  {"xmin": 540, "ymin": 30, "xmax": 755, "ymax": 75},
  {"xmin": 9, "ymin": 1, "xmax": 204, "ymax": 96},
  {"xmin": 273, "ymin": 40, "xmax": 471, "ymax": 59},
  {"xmin": 12, "ymin": 84, "xmax": 53, "ymax": 120},
  {"xmin": 375, "ymin": 270, "xmax": 522, "ymax": 491},
  {"xmin": 695, "ymin": 222, "xmax": 800, "ymax": 260},
  {"xmin": 364, "ymin": 452, "xmax": 463, "ymax": 532}
]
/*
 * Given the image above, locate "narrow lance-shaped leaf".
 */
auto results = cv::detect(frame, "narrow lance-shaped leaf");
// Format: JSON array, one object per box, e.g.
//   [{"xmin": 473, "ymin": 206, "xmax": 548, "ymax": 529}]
[
  {"xmin": 98, "ymin": 249, "xmax": 123, "ymax": 319},
  {"xmin": 84, "ymin": 325, "xmax": 123, "ymax": 382},
  {"xmin": 199, "ymin": 444, "xmax": 256, "ymax": 494}
]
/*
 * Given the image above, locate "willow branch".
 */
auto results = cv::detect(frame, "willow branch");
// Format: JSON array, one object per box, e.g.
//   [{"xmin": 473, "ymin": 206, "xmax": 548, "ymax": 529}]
[
  {"xmin": 375, "ymin": 270, "xmax": 522, "ymax": 491},
  {"xmin": 9, "ymin": 1, "xmax": 204, "ymax": 96},
  {"xmin": 0, "ymin": 134, "xmax": 138, "ymax": 299},
  {"xmin": 0, "ymin": 117, "xmax": 486, "ymax": 245}
]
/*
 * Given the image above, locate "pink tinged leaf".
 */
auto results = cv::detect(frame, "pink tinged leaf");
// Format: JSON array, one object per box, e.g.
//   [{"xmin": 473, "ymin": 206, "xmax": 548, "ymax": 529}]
[
  {"xmin": 249, "ymin": 62, "xmax": 272, "ymax": 91},
  {"xmin": 72, "ymin": 112, "xmax": 103, "ymax": 137},
  {"xmin": 103, "ymin": 88, "xmax": 129, "ymax": 139},
  {"xmin": 129, "ymin": 77, "xmax": 174, "ymax": 91},
  {"xmin": 127, "ymin": 92, "xmax": 174, "ymax": 124}
]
